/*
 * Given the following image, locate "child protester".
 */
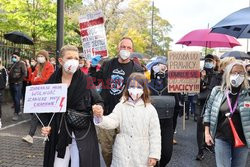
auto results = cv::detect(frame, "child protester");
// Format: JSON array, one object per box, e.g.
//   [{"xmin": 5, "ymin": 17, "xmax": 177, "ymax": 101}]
[{"xmin": 93, "ymin": 72, "xmax": 161, "ymax": 167}]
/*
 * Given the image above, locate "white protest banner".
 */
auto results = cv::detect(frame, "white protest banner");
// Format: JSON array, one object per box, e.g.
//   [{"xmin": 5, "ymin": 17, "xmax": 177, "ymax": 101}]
[
  {"xmin": 168, "ymin": 51, "xmax": 200, "ymax": 93},
  {"xmin": 79, "ymin": 10, "xmax": 108, "ymax": 60},
  {"xmin": 23, "ymin": 84, "xmax": 67, "ymax": 113}
]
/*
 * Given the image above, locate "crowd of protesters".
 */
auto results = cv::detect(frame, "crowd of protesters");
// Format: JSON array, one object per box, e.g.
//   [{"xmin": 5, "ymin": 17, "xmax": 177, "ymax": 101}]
[{"xmin": 0, "ymin": 37, "xmax": 249, "ymax": 167}]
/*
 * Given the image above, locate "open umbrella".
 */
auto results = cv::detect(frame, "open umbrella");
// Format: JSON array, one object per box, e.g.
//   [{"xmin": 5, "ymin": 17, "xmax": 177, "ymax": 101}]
[
  {"xmin": 130, "ymin": 52, "xmax": 144, "ymax": 59},
  {"xmin": 220, "ymin": 51, "xmax": 250, "ymax": 60},
  {"xmin": 212, "ymin": 7, "xmax": 250, "ymax": 38},
  {"xmin": 146, "ymin": 56, "xmax": 167, "ymax": 70},
  {"xmin": 176, "ymin": 29, "xmax": 241, "ymax": 48},
  {"xmin": 4, "ymin": 31, "xmax": 34, "ymax": 45}
]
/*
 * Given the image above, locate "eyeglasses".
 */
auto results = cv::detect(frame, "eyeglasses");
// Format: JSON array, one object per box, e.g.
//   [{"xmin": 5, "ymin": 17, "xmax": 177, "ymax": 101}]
[{"xmin": 230, "ymin": 72, "xmax": 245, "ymax": 76}]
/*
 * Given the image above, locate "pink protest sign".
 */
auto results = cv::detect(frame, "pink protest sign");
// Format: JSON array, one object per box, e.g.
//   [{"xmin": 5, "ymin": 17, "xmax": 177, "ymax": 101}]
[
  {"xmin": 23, "ymin": 84, "xmax": 68, "ymax": 113},
  {"xmin": 168, "ymin": 51, "xmax": 200, "ymax": 93}
]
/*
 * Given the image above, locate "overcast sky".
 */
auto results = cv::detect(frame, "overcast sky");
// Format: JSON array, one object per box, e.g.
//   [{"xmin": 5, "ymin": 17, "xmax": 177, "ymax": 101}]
[{"xmin": 154, "ymin": 0, "xmax": 250, "ymax": 52}]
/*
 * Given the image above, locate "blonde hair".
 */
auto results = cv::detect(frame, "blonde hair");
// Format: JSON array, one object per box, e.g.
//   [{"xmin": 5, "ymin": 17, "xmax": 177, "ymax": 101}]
[
  {"xmin": 60, "ymin": 45, "xmax": 79, "ymax": 57},
  {"xmin": 219, "ymin": 57, "xmax": 236, "ymax": 71},
  {"xmin": 221, "ymin": 61, "xmax": 249, "ymax": 91}
]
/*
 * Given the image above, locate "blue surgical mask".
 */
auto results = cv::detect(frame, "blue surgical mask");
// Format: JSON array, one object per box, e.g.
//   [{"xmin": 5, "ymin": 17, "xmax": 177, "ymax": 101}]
[
  {"xmin": 204, "ymin": 62, "xmax": 214, "ymax": 69},
  {"xmin": 12, "ymin": 57, "xmax": 17, "ymax": 63}
]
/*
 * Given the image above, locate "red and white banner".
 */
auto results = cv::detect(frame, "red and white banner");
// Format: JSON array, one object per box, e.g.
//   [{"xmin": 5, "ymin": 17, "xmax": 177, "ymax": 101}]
[
  {"xmin": 79, "ymin": 10, "xmax": 108, "ymax": 59},
  {"xmin": 168, "ymin": 51, "xmax": 200, "ymax": 93}
]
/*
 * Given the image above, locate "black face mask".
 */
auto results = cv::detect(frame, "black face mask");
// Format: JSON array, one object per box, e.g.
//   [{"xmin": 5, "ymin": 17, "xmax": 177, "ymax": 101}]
[
  {"xmin": 247, "ymin": 71, "xmax": 250, "ymax": 76},
  {"xmin": 154, "ymin": 72, "xmax": 166, "ymax": 80}
]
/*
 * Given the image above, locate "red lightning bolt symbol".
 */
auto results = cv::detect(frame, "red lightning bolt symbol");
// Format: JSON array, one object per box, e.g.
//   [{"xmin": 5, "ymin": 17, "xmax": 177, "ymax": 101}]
[
  {"xmin": 59, "ymin": 97, "xmax": 65, "ymax": 112},
  {"xmin": 67, "ymin": 65, "xmax": 72, "ymax": 71}
]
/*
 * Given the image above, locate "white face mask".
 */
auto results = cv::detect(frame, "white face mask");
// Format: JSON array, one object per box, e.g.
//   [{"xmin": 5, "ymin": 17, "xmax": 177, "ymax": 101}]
[
  {"xmin": 63, "ymin": 59, "xmax": 79, "ymax": 74},
  {"xmin": 230, "ymin": 74, "xmax": 245, "ymax": 87},
  {"xmin": 79, "ymin": 64, "xmax": 84, "ymax": 68},
  {"xmin": 128, "ymin": 88, "xmax": 143, "ymax": 101},
  {"xmin": 152, "ymin": 65, "xmax": 160, "ymax": 73},
  {"xmin": 119, "ymin": 50, "xmax": 130, "ymax": 60},
  {"xmin": 37, "ymin": 57, "xmax": 46, "ymax": 64}
]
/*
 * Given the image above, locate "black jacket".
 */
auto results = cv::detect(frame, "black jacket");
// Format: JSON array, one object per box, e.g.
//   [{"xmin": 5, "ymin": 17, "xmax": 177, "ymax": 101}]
[
  {"xmin": 8, "ymin": 61, "xmax": 27, "ymax": 84},
  {"xmin": 43, "ymin": 68, "xmax": 103, "ymax": 167},
  {"xmin": 148, "ymin": 78, "xmax": 182, "ymax": 118},
  {"xmin": 0, "ymin": 67, "xmax": 7, "ymax": 90},
  {"xmin": 198, "ymin": 68, "xmax": 221, "ymax": 102}
]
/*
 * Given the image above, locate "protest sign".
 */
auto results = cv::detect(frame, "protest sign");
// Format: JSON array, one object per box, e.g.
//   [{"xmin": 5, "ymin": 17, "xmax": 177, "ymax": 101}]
[
  {"xmin": 23, "ymin": 84, "xmax": 67, "ymax": 113},
  {"xmin": 168, "ymin": 51, "xmax": 200, "ymax": 93},
  {"xmin": 79, "ymin": 10, "xmax": 108, "ymax": 60}
]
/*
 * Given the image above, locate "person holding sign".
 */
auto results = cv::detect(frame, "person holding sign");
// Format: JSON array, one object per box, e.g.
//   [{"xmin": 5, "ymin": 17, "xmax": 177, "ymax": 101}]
[
  {"xmin": 203, "ymin": 61, "xmax": 250, "ymax": 167},
  {"xmin": 89, "ymin": 37, "xmax": 144, "ymax": 166},
  {"xmin": 41, "ymin": 45, "xmax": 104, "ymax": 167},
  {"xmin": 148, "ymin": 62, "xmax": 182, "ymax": 167},
  {"xmin": 93, "ymin": 73, "xmax": 161, "ymax": 167},
  {"xmin": 22, "ymin": 50, "xmax": 54, "ymax": 144}
]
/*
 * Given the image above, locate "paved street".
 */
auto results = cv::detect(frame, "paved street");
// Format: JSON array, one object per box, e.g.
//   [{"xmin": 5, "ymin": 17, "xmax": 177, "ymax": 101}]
[{"xmin": 0, "ymin": 103, "xmax": 249, "ymax": 167}]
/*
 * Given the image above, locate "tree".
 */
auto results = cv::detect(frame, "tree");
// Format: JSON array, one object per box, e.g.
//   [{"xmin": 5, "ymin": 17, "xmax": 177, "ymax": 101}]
[
  {"xmin": 0, "ymin": 0, "xmax": 172, "ymax": 58},
  {"xmin": 0, "ymin": 0, "xmax": 57, "ymax": 50},
  {"xmin": 76, "ymin": 0, "xmax": 172, "ymax": 57}
]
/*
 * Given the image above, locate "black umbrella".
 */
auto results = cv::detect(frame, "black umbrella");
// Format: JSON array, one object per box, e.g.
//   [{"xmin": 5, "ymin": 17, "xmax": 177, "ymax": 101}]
[
  {"xmin": 220, "ymin": 51, "xmax": 250, "ymax": 60},
  {"xmin": 212, "ymin": 7, "xmax": 250, "ymax": 38},
  {"xmin": 4, "ymin": 31, "xmax": 34, "ymax": 45}
]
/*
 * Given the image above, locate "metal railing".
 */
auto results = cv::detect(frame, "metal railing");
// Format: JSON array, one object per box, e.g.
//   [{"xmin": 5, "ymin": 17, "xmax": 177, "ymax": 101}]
[{"xmin": 0, "ymin": 31, "xmax": 35, "ymax": 67}]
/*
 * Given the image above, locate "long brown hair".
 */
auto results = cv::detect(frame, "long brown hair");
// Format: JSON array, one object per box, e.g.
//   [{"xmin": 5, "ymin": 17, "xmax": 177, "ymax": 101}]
[
  {"xmin": 36, "ymin": 50, "xmax": 49, "ymax": 74},
  {"xmin": 123, "ymin": 72, "xmax": 150, "ymax": 106}
]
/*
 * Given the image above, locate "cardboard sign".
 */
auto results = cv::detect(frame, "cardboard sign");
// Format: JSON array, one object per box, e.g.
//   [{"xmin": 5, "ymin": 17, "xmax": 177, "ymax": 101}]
[
  {"xmin": 79, "ymin": 10, "xmax": 108, "ymax": 60},
  {"xmin": 168, "ymin": 51, "xmax": 200, "ymax": 93},
  {"xmin": 23, "ymin": 84, "xmax": 67, "ymax": 113}
]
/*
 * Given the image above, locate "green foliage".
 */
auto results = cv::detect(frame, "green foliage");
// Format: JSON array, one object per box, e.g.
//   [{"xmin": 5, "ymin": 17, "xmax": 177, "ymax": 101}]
[
  {"xmin": 202, "ymin": 47, "xmax": 215, "ymax": 56},
  {"xmin": 0, "ymin": 0, "xmax": 57, "ymax": 51},
  {"xmin": 0, "ymin": 0, "xmax": 172, "ymax": 57}
]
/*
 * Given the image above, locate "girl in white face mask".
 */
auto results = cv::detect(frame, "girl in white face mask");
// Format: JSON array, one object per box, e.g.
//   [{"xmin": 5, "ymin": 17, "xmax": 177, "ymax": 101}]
[{"xmin": 93, "ymin": 73, "xmax": 161, "ymax": 167}]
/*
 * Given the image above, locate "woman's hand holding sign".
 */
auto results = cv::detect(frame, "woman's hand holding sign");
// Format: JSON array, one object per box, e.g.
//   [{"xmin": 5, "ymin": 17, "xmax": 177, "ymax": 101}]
[{"xmin": 41, "ymin": 126, "xmax": 51, "ymax": 137}]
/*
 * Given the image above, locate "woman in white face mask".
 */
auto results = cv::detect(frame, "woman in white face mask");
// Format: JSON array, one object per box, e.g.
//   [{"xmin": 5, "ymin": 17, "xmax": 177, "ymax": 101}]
[
  {"xmin": 30, "ymin": 50, "xmax": 54, "ymax": 85},
  {"xmin": 93, "ymin": 72, "xmax": 161, "ymax": 167},
  {"xmin": 41, "ymin": 45, "xmax": 104, "ymax": 167},
  {"xmin": 22, "ymin": 50, "xmax": 55, "ymax": 145},
  {"xmin": 204, "ymin": 61, "xmax": 250, "ymax": 167}
]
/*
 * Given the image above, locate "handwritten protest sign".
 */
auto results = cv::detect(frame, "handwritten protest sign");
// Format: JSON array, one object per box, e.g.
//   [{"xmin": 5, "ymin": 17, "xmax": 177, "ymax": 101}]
[
  {"xmin": 168, "ymin": 51, "xmax": 200, "ymax": 93},
  {"xmin": 23, "ymin": 84, "xmax": 67, "ymax": 113},
  {"xmin": 79, "ymin": 10, "xmax": 108, "ymax": 60}
]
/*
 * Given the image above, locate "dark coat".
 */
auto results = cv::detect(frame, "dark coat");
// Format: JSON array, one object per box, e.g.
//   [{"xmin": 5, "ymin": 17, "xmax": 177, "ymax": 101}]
[
  {"xmin": 42, "ymin": 68, "xmax": 103, "ymax": 167},
  {"xmin": 89, "ymin": 58, "xmax": 144, "ymax": 115}
]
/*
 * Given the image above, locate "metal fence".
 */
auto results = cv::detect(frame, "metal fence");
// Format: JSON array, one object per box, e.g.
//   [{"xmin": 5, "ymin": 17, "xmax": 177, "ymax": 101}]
[{"xmin": 0, "ymin": 31, "xmax": 35, "ymax": 68}]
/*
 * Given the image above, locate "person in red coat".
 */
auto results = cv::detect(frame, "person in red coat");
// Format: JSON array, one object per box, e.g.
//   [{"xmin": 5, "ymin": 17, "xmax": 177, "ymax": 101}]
[
  {"xmin": 22, "ymin": 50, "xmax": 54, "ymax": 144},
  {"xmin": 30, "ymin": 50, "xmax": 54, "ymax": 85}
]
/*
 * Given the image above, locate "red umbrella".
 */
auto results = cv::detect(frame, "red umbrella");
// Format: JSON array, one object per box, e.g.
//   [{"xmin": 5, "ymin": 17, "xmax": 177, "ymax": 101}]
[{"xmin": 176, "ymin": 29, "xmax": 241, "ymax": 48}]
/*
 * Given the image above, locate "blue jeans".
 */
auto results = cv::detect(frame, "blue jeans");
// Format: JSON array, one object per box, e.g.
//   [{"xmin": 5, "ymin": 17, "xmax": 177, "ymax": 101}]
[
  {"xmin": 9, "ymin": 83, "xmax": 23, "ymax": 114},
  {"xmin": 215, "ymin": 138, "xmax": 248, "ymax": 167}
]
